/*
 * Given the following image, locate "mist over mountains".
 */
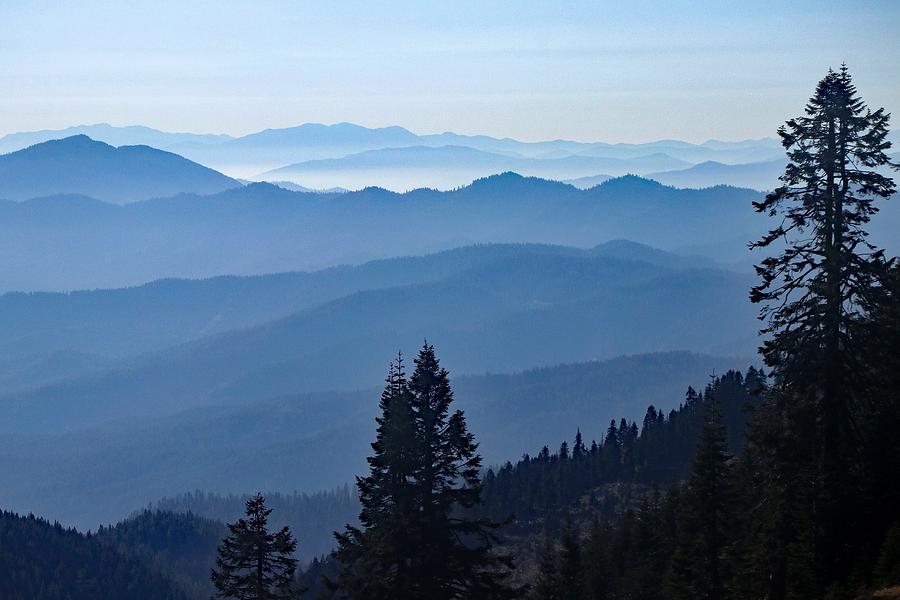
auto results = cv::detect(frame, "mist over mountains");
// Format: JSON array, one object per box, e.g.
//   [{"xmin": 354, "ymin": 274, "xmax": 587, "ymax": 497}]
[
  {"xmin": 0, "ymin": 122, "xmax": 786, "ymax": 185},
  {"xmin": 259, "ymin": 145, "xmax": 692, "ymax": 190},
  {"xmin": 0, "ymin": 240, "xmax": 756, "ymax": 533},
  {"xmin": 0, "ymin": 242, "xmax": 757, "ymax": 435},
  {"xmin": 0, "ymin": 351, "xmax": 743, "ymax": 532}
]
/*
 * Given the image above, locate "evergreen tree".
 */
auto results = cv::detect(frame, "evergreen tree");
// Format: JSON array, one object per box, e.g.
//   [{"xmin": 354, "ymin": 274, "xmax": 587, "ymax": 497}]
[
  {"xmin": 572, "ymin": 430, "xmax": 585, "ymax": 460},
  {"xmin": 332, "ymin": 357, "xmax": 419, "ymax": 600},
  {"xmin": 666, "ymin": 402, "xmax": 733, "ymax": 600},
  {"xmin": 600, "ymin": 420, "xmax": 619, "ymax": 479},
  {"xmin": 407, "ymin": 342, "xmax": 519, "ymax": 598},
  {"xmin": 211, "ymin": 493, "xmax": 300, "ymax": 600},
  {"xmin": 334, "ymin": 345, "xmax": 518, "ymax": 599},
  {"xmin": 749, "ymin": 65, "xmax": 897, "ymax": 590}
]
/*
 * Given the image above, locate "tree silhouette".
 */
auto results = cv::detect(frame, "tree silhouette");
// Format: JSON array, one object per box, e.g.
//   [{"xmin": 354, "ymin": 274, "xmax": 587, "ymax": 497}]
[
  {"xmin": 333, "ymin": 345, "xmax": 519, "ymax": 599},
  {"xmin": 332, "ymin": 356, "xmax": 420, "ymax": 600},
  {"xmin": 211, "ymin": 494, "xmax": 300, "ymax": 599},
  {"xmin": 750, "ymin": 64, "xmax": 897, "ymax": 592}
]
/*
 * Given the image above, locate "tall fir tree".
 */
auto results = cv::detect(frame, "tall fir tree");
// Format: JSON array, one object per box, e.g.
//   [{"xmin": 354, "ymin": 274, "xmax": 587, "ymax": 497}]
[
  {"xmin": 333, "ymin": 345, "xmax": 519, "ymax": 599},
  {"xmin": 749, "ymin": 65, "xmax": 896, "ymax": 592},
  {"xmin": 331, "ymin": 356, "xmax": 419, "ymax": 600},
  {"xmin": 407, "ymin": 342, "xmax": 519, "ymax": 598},
  {"xmin": 211, "ymin": 493, "xmax": 301, "ymax": 600}
]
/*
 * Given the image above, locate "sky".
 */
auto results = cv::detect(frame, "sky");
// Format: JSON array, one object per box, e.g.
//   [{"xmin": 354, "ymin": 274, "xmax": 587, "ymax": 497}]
[{"xmin": 1, "ymin": 0, "xmax": 898, "ymax": 143}]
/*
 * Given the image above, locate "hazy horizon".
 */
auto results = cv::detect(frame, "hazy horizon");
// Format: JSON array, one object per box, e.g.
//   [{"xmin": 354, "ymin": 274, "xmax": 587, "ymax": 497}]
[
  {"xmin": 1, "ymin": 119, "xmax": 784, "ymax": 146},
  {"xmin": 3, "ymin": 1, "xmax": 899, "ymax": 143}
]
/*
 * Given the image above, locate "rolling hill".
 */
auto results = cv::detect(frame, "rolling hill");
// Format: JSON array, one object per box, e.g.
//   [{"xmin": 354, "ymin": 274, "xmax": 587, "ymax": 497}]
[
  {"xmin": 0, "ymin": 510, "xmax": 190, "ymax": 600},
  {"xmin": 0, "ymin": 135, "xmax": 240, "ymax": 203}
]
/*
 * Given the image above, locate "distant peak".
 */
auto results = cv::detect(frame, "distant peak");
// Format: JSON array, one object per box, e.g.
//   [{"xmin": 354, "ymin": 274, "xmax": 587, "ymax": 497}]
[
  {"xmin": 22, "ymin": 134, "xmax": 110, "ymax": 152},
  {"xmin": 599, "ymin": 174, "xmax": 665, "ymax": 188},
  {"xmin": 463, "ymin": 171, "xmax": 574, "ymax": 194}
]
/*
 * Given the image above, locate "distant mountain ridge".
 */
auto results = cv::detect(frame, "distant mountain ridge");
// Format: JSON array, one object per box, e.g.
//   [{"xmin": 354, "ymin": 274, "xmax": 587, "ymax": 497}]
[
  {"xmin": 0, "ymin": 244, "xmax": 758, "ymax": 436},
  {"xmin": 0, "ymin": 173, "xmax": 778, "ymax": 292},
  {"xmin": 0, "ymin": 122, "xmax": 787, "ymax": 180},
  {"xmin": 259, "ymin": 145, "xmax": 691, "ymax": 190},
  {"xmin": 0, "ymin": 123, "xmax": 232, "ymax": 154},
  {"xmin": 0, "ymin": 241, "xmax": 716, "ymax": 373},
  {"xmin": 0, "ymin": 135, "xmax": 240, "ymax": 203},
  {"xmin": 646, "ymin": 158, "xmax": 788, "ymax": 191}
]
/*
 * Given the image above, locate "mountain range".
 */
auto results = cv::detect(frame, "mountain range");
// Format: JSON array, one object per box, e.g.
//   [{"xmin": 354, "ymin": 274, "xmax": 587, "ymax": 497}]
[
  {"xmin": 1, "ymin": 123, "xmax": 892, "ymax": 193},
  {"xmin": 0, "ymin": 237, "xmax": 759, "ymax": 549},
  {"xmin": 0, "ymin": 135, "xmax": 240, "ymax": 203},
  {"xmin": 3, "ymin": 167, "xmax": 896, "ymax": 295},
  {"xmin": 0, "ymin": 122, "xmax": 787, "ymax": 181},
  {"xmin": 0, "ymin": 242, "xmax": 758, "ymax": 437},
  {"xmin": 1, "ymin": 241, "xmax": 711, "ymax": 368},
  {"xmin": 0, "ymin": 172, "xmax": 777, "ymax": 292}
]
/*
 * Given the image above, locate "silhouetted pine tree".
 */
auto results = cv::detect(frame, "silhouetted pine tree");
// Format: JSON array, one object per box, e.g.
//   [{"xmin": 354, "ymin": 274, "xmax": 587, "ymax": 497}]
[
  {"xmin": 334, "ymin": 346, "xmax": 518, "ymax": 599},
  {"xmin": 407, "ymin": 342, "xmax": 519, "ymax": 598},
  {"xmin": 331, "ymin": 357, "xmax": 419, "ymax": 600},
  {"xmin": 749, "ymin": 65, "xmax": 897, "ymax": 593},
  {"xmin": 211, "ymin": 493, "xmax": 301, "ymax": 600}
]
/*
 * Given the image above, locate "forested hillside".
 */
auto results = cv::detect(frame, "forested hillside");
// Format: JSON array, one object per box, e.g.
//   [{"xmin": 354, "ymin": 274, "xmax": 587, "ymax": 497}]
[
  {"xmin": 94, "ymin": 511, "xmax": 227, "ymax": 600},
  {"xmin": 0, "ymin": 511, "xmax": 190, "ymax": 600}
]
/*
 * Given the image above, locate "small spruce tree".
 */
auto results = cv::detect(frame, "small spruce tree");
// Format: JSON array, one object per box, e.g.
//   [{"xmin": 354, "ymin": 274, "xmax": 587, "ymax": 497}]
[{"xmin": 211, "ymin": 493, "xmax": 300, "ymax": 600}]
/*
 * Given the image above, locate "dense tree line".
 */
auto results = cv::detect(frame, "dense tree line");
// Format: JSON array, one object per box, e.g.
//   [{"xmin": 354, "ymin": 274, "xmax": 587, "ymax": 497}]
[{"xmin": 478, "ymin": 369, "xmax": 761, "ymax": 525}]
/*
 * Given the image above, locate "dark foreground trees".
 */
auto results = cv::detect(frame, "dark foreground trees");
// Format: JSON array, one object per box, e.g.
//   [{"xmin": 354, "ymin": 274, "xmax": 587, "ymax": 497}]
[
  {"xmin": 524, "ymin": 66, "xmax": 899, "ymax": 600},
  {"xmin": 333, "ymin": 344, "xmax": 519, "ymax": 599},
  {"xmin": 211, "ymin": 493, "xmax": 302, "ymax": 599}
]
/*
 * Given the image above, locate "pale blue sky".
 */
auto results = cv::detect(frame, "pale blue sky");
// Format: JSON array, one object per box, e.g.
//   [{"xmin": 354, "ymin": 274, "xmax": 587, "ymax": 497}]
[{"xmin": 1, "ymin": 0, "xmax": 898, "ymax": 142}]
